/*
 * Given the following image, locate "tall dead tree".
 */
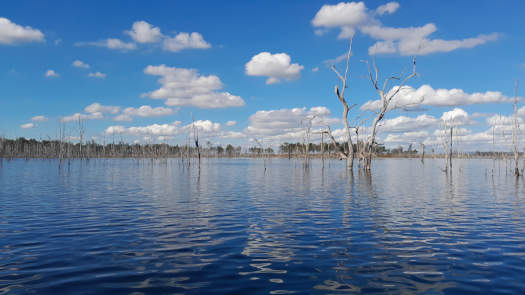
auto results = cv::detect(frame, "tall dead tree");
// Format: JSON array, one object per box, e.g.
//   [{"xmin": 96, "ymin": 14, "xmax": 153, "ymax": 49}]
[
  {"xmin": 301, "ymin": 115, "xmax": 315, "ymax": 166},
  {"xmin": 420, "ymin": 143, "xmax": 425, "ymax": 163},
  {"xmin": 78, "ymin": 117, "xmax": 85, "ymax": 158},
  {"xmin": 362, "ymin": 57, "xmax": 418, "ymax": 171},
  {"xmin": 191, "ymin": 114, "xmax": 200, "ymax": 163},
  {"xmin": 512, "ymin": 79, "xmax": 520, "ymax": 176},
  {"xmin": 330, "ymin": 36, "xmax": 356, "ymax": 169},
  {"xmin": 441, "ymin": 117, "xmax": 454, "ymax": 172}
]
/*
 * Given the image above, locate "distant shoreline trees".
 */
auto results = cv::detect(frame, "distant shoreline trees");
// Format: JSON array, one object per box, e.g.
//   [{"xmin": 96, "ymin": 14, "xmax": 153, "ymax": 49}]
[{"xmin": 2, "ymin": 136, "xmax": 520, "ymax": 159}]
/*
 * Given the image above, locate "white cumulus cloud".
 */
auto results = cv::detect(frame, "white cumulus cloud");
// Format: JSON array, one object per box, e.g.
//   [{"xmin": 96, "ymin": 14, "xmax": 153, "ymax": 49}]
[
  {"xmin": 88, "ymin": 72, "xmax": 106, "ymax": 79},
  {"xmin": 312, "ymin": 1, "xmax": 370, "ymax": 38},
  {"xmin": 244, "ymin": 106, "xmax": 339, "ymax": 142},
  {"xmin": 45, "ymin": 69, "xmax": 59, "ymax": 78},
  {"xmin": 441, "ymin": 108, "xmax": 471, "ymax": 126},
  {"xmin": 105, "ymin": 120, "xmax": 223, "ymax": 137},
  {"xmin": 84, "ymin": 102, "xmax": 120, "ymax": 114},
  {"xmin": 31, "ymin": 115, "xmax": 47, "ymax": 122},
  {"xmin": 518, "ymin": 106, "xmax": 525, "ymax": 116},
  {"xmin": 0, "ymin": 17, "xmax": 44, "ymax": 45},
  {"xmin": 312, "ymin": 2, "xmax": 498, "ymax": 55},
  {"xmin": 162, "ymin": 32, "xmax": 211, "ymax": 52},
  {"xmin": 245, "ymin": 52, "xmax": 304, "ymax": 84},
  {"xmin": 114, "ymin": 105, "xmax": 175, "ymax": 122},
  {"xmin": 378, "ymin": 114, "xmax": 440, "ymax": 133},
  {"xmin": 76, "ymin": 38, "xmax": 136, "ymax": 51},
  {"xmin": 360, "ymin": 84, "xmax": 511, "ymax": 111},
  {"xmin": 20, "ymin": 123, "xmax": 35, "ymax": 129},
  {"xmin": 376, "ymin": 2, "xmax": 400, "ymax": 15},
  {"xmin": 126, "ymin": 20, "xmax": 162, "ymax": 43},
  {"xmin": 142, "ymin": 65, "xmax": 245, "ymax": 108},
  {"xmin": 72, "ymin": 60, "xmax": 90, "ymax": 69},
  {"xmin": 226, "ymin": 120, "xmax": 237, "ymax": 126},
  {"xmin": 61, "ymin": 112, "xmax": 103, "ymax": 123}
]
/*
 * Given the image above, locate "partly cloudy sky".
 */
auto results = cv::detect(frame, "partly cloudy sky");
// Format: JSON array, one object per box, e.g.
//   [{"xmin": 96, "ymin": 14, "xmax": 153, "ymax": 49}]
[{"xmin": 2, "ymin": 1, "xmax": 525, "ymax": 151}]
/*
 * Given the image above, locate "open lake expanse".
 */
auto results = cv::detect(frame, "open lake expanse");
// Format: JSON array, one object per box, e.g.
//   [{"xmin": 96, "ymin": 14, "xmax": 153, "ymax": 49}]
[{"xmin": 1, "ymin": 158, "xmax": 524, "ymax": 294}]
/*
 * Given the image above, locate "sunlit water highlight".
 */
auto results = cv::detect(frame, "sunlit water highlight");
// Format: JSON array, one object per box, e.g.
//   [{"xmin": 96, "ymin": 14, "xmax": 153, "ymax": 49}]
[{"xmin": 1, "ymin": 158, "xmax": 525, "ymax": 294}]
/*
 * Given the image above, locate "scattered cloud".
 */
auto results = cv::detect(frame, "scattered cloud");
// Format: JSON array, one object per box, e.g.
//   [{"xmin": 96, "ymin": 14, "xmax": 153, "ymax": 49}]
[
  {"xmin": 312, "ymin": 67, "xmax": 319, "ymax": 72},
  {"xmin": 441, "ymin": 108, "xmax": 472, "ymax": 126},
  {"xmin": 162, "ymin": 32, "xmax": 211, "ymax": 52},
  {"xmin": 244, "ymin": 106, "xmax": 339, "ymax": 142},
  {"xmin": 114, "ymin": 105, "xmax": 175, "ymax": 121},
  {"xmin": 226, "ymin": 120, "xmax": 237, "ymax": 126},
  {"xmin": 518, "ymin": 106, "xmax": 525, "ymax": 116},
  {"xmin": 61, "ymin": 112, "xmax": 103, "ymax": 123},
  {"xmin": 105, "ymin": 119, "xmax": 222, "ymax": 137},
  {"xmin": 126, "ymin": 20, "xmax": 162, "ymax": 43},
  {"xmin": 85, "ymin": 102, "xmax": 120, "ymax": 114},
  {"xmin": 88, "ymin": 72, "xmax": 107, "ymax": 79},
  {"xmin": 312, "ymin": 2, "xmax": 498, "ymax": 56},
  {"xmin": 20, "ymin": 123, "xmax": 35, "ymax": 129},
  {"xmin": 364, "ymin": 25, "xmax": 499, "ymax": 56},
  {"xmin": 384, "ymin": 131, "xmax": 428, "ymax": 144},
  {"xmin": 72, "ymin": 60, "xmax": 90, "ymax": 69},
  {"xmin": 31, "ymin": 115, "xmax": 47, "ymax": 122},
  {"xmin": 75, "ymin": 38, "xmax": 136, "ymax": 51},
  {"xmin": 45, "ymin": 69, "xmax": 59, "ymax": 78},
  {"xmin": 486, "ymin": 114, "xmax": 524, "ymax": 126},
  {"xmin": 377, "ymin": 114, "xmax": 439, "ymax": 133},
  {"xmin": 0, "ymin": 17, "xmax": 44, "ymax": 45},
  {"xmin": 376, "ymin": 2, "xmax": 400, "ymax": 15},
  {"xmin": 142, "ymin": 64, "xmax": 245, "ymax": 108},
  {"xmin": 323, "ymin": 52, "xmax": 350, "ymax": 66},
  {"xmin": 312, "ymin": 1, "xmax": 370, "ymax": 38},
  {"xmin": 245, "ymin": 52, "xmax": 304, "ymax": 84},
  {"xmin": 360, "ymin": 84, "xmax": 511, "ymax": 111}
]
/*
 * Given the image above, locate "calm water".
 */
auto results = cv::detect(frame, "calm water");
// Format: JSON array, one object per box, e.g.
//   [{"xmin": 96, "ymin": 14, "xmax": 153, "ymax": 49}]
[{"xmin": 1, "ymin": 158, "xmax": 525, "ymax": 294}]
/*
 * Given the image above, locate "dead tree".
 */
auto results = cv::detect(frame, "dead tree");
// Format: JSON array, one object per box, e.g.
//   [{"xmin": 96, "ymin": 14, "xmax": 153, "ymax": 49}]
[
  {"xmin": 301, "ymin": 115, "xmax": 315, "ymax": 166},
  {"xmin": 512, "ymin": 80, "xmax": 520, "ymax": 176},
  {"xmin": 254, "ymin": 138, "xmax": 267, "ymax": 172},
  {"xmin": 420, "ymin": 143, "xmax": 425, "ymax": 163},
  {"xmin": 441, "ymin": 118, "xmax": 454, "ymax": 172},
  {"xmin": 191, "ymin": 114, "xmax": 200, "ymax": 163},
  {"xmin": 77, "ymin": 117, "xmax": 85, "ymax": 158},
  {"xmin": 362, "ymin": 57, "xmax": 418, "ymax": 171},
  {"xmin": 330, "ymin": 36, "xmax": 356, "ymax": 169}
]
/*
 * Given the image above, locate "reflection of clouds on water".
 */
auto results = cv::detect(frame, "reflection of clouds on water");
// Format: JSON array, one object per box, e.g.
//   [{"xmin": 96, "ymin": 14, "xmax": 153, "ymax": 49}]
[{"xmin": 2, "ymin": 158, "xmax": 525, "ymax": 294}]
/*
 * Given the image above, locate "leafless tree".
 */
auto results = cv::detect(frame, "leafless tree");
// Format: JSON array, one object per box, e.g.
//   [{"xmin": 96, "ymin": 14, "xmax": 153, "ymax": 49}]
[
  {"xmin": 441, "ymin": 117, "xmax": 454, "ymax": 172},
  {"xmin": 362, "ymin": 57, "xmax": 418, "ymax": 171},
  {"xmin": 301, "ymin": 115, "xmax": 315, "ymax": 166},
  {"xmin": 77, "ymin": 117, "xmax": 85, "ymax": 158},
  {"xmin": 420, "ymin": 143, "xmax": 425, "ymax": 164},
  {"xmin": 330, "ymin": 36, "xmax": 356, "ymax": 169},
  {"xmin": 191, "ymin": 114, "xmax": 200, "ymax": 163},
  {"xmin": 512, "ymin": 79, "xmax": 520, "ymax": 176},
  {"xmin": 254, "ymin": 138, "xmax": 267, "ymax": 172}
]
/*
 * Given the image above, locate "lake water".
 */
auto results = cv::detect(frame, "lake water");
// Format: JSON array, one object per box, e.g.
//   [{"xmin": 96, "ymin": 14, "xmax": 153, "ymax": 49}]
[{"xmin": 1, "ymin": 158, "xmax": 525, "ymax": 294}]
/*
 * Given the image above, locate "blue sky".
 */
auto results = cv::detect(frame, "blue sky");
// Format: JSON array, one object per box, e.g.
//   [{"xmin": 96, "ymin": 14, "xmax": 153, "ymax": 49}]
[{"xmin": 1, "ymin": 0, "xmax": 525, "ymax": 151}]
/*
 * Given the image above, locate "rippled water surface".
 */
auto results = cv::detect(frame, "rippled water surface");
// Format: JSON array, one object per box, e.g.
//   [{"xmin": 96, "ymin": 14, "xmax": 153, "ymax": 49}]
[{"xmin": 1, "ymin": 158, "xmax": 525, "ymax": 294}]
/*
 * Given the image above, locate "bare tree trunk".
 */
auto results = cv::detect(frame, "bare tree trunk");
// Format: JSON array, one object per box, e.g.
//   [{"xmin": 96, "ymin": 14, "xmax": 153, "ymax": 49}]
[
  {"xmin": 512, "ymin": 80, "xmax": 520, "ymax": 176},
  {"xmin": 192, "ymin": 114, "xmax": 200, "ymax": 165},
  {"xmin": 363, "ymin": 57, "xmax": 418, "ymax": 171},
  {"xmin": 449, "ymin": 126, "xmax": 453, "ymax": 170},
  {"xmin": 420, "ymin": 143, "xmax": 425, "ymax": 164},
  {"xmin": 330, "ymin": 37, "xmax": 355, "ymax": 169}
]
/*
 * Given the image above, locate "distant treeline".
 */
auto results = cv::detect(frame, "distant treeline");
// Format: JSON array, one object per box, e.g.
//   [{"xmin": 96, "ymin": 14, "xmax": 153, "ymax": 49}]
[
  {"xmin": 0, "ymin": 137, "xmax": 518, "ymax": 159},
  {"xmin": 0, "ymin": 137, "xmax": 395, "ymax": 159},
  {"xmin": 0, "ymin": 137, "xmax": 242, "ymax": 158}
]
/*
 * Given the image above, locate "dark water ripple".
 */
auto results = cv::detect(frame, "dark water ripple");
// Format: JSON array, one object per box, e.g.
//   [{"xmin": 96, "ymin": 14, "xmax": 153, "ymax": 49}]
[{"xmin": 1, "ymin": 158, "xmax": 525, "ymax": 294}]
